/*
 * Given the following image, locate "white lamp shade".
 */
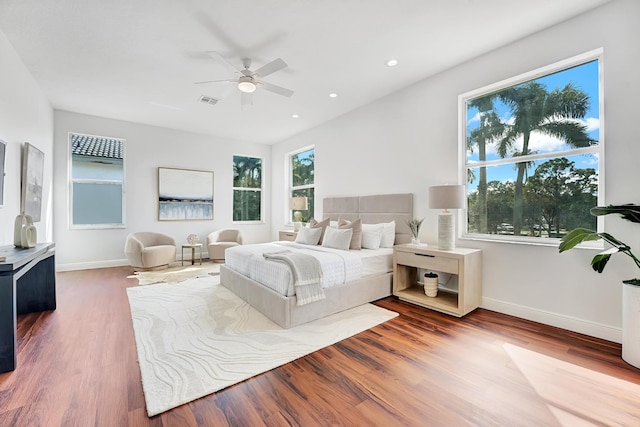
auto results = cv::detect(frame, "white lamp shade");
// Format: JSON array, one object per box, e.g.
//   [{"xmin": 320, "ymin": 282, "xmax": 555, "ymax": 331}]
[
  {"xmin": 429, "ymin": 185, "xmax": 465, "ymax": 210},
  {"xmin": 238, "ymin": 77, "xmax": 257, "ymax": 93},
  {"xmin": 289, "ymin": 196, "xmax": 308, "ymax": 210}
]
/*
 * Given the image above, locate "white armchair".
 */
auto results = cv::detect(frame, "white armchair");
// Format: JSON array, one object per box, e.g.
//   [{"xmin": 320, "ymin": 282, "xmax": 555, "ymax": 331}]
[
  {"xmin": 207, "ymin": 229, "xmax": 242, "ymax": 262},
  {"xmin": 125, "ymin": 232, "xmax": 176, "ymax": 270}
]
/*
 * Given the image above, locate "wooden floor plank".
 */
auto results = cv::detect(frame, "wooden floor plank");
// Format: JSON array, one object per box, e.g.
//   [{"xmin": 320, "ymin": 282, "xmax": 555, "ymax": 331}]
[{"xmin": 1, "ymin": 266, "xmax": 639, "ymax": 426}]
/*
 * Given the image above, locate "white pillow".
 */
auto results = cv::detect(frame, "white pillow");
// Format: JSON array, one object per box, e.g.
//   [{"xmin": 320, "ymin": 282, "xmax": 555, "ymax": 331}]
[
  {"xmin": 361, "ymin": 223, "xmax": 384, "ymax": 249},
  {"xmin": 380, "ymin": 221, "xmax": 396, "ymax": 248},
  {"xmin": 321, "ymin": 227, "xmax": 353, "ymax": 251},
  {"xmin": 295, "ymin": 227, "xmax": 322, "ymax": 245}
]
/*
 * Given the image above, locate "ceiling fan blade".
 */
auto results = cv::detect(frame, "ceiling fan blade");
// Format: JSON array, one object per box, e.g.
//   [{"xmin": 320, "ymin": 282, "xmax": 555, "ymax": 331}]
[
  {"xmin": 194, "ymin": 79, "xmax": 236, "ymax": 85},
  {"xmin": 205, "ymin": 51, "xmax": 243, "ymax": 76},
  {"xmin": 252, "ymin": 58, "xmax": 287, "ymax": 78},
  {"xmin": 259, "ymin": 81, "xmax": 294, "ymax": 98}
]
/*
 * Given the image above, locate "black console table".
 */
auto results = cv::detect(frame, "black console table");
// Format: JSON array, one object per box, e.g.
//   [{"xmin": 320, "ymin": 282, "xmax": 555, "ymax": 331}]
[{"xmin": 0, "ymin": 243, "xmax": 56, "ymax": 373}]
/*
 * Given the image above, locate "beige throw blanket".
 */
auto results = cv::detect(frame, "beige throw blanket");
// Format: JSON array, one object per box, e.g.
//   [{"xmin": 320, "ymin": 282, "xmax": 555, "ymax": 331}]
[{"xmin": 263, "ymin": 251, "xmax": 324, "ymax": 306}]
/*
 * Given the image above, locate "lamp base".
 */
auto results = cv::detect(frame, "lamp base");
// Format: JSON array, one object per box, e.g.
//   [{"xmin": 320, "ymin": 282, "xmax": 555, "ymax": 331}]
[{"xmin": 438, "ymin": 211, "xmax": 455, "ymax": 250}]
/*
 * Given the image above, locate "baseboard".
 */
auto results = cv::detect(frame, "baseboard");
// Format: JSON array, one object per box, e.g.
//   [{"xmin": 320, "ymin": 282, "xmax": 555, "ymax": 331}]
[
  {"xmin": 482, "ymin": 297, "xmax": 622, "ymax": 343},
  {"xmin": 56, "ymin": 259, "xmax": 130, "ymax": 272}
]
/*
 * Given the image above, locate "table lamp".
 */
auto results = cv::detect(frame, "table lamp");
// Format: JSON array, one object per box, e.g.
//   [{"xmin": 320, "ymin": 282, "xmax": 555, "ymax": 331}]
[
  {"xmin": 289, "ymin": 196, "xmax": 308, "ymax": 231},
  {"xmin": 429, "ymin": 185, "xmax": 465, "ymax": 250}
]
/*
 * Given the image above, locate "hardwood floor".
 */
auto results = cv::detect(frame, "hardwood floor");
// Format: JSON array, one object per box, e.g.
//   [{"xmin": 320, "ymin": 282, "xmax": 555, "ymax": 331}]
[{"xmin": 2, "ymin": 266, "xmax": 640, "ymax": 426}]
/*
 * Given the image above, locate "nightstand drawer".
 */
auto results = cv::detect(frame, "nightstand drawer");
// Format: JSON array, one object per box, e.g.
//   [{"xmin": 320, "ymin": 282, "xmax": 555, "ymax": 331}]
[
  {"xmin": 279, "ymin": 231, "xmax": 297, "ymax": 241},
  {"xmin": 395, "ymin": 251, "xmax": 458, "ymax": 274}
]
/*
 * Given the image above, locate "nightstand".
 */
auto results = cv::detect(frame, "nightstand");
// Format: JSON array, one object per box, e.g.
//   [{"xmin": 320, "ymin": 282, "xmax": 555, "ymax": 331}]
[
  {"xmin": 393, "ymin": 244, "xmax": 482, "ymax": 317},
  {"xmin": 278, "ymin": 230, "xmax": 298, "ymax": 241}
]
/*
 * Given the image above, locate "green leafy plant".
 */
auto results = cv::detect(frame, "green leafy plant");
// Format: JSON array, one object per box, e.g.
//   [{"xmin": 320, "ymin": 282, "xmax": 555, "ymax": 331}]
[
  {"xmin": 406, "ymin": 218, "xmax": 425, "ymax": 239},
  {"xmin": 559, "ymin": 204, "xmax": 640, "ymax": 286}
]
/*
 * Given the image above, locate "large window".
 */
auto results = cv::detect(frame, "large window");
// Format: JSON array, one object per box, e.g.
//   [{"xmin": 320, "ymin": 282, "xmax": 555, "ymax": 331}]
[
  {"xmin": 233, "ymin": 155, "xmax": 262, "ymax": 222},
  {"xmin": 289, "ymin": 147, "xmax": 314, "ymax": 222},
  {"xmin": 70, "ymin": 133, "xmax": 125, "ymax": 228},
  {"xmin": 461, "ymin": 50, "xmax": 602, "ymax": 243}
]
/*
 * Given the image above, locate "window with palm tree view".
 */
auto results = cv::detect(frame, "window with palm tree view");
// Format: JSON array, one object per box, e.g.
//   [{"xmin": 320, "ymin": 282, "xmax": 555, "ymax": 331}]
[
  {"xmin": 462, "ymin": 51, "xmax": 602, "ymax": 242},
  {"xmin": 289, "ymin": 147, "xmax": 314, "ymax": 223},
  {"xmin": 233, "ymin": 155, "xmax": 262, "ymax": 221}
]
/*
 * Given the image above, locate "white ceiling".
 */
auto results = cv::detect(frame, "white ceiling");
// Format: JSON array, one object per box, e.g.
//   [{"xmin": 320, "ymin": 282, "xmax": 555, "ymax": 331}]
[{"xmin": 0, "ymin": 0, "xmax": 610, "ymax": 144}]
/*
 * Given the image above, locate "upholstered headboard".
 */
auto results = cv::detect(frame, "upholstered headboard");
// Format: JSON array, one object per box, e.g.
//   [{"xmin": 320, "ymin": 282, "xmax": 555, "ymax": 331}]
[{"xmin": 323, "ymin": 193, "xmax": 413, "ymax": 244}]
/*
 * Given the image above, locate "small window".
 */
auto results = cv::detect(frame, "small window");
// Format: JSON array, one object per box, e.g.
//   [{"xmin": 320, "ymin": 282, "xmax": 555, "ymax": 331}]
[
  {"xmin": 233, "ymin": 155, "xmax": 262, "ymax": 222},
  {"xmin": 289, "ymin": 147, "xmax": 314, "ymax": 223},
  {"xmin": 461, "ymin": 50, "xmax": 602, "ymax": 244},
  {"xmin": 70, "ymin": 133, "xmax": 125, "ymax": 228}
]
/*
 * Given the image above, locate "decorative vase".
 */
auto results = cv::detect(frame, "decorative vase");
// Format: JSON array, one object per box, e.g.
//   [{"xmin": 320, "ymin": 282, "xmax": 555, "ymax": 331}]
[
  {"xmin": 14, "ymin": 213, "xmax": 36, "ymax": 248},
  {"xmin": 622, "ymin": 282, "xmax": 640, "ymax": 369},
  {"xmin": 411, "ymin": 236, "xmax": 420, "ymax": 245},
  {"xmin": 187, "ymin": 234, "xmax": 200, "ymax": 245}
]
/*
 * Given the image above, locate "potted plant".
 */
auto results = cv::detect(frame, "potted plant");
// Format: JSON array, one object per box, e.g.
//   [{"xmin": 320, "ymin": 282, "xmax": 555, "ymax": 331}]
[
  {"xmin": 559, "ymin": 204, "xmax": 640, "ymax": 369},
  {"xmin": 407, "ymin": 218, "xmax": 424, "ymax": 245}
]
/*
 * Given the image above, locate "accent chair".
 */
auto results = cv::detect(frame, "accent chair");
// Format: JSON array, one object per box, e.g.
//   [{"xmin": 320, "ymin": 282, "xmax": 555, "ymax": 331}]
[
  {"xmin": 125, "ymin": 232, "xmax": 176, "ymax": 270},
  {"xmin": 207, "ymin": 228, "xmax": 243, "ymax": 262}
]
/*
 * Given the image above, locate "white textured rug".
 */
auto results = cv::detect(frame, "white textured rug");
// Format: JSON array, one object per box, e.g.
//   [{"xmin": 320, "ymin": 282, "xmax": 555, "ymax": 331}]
[
  {"xmin": 126, "ymin": 275, "xmax": 398, "ymax": 416},
  {"xmin": 127, "ymin": 262, "xmax": 221, "ymax": 285}
]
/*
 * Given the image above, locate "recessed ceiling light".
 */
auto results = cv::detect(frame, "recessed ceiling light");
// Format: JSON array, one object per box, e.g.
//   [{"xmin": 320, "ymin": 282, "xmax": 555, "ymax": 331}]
[
  {"xmin": 386, "ymin": 58, "xmax": 398, "ymax": 67},
  {"xmin": 329, "ymin": 92, "xmax": 339, "ymax": 98},
  {"xmin": 291, "ymin": 114, "xmax": 300, "ymax": 119}
]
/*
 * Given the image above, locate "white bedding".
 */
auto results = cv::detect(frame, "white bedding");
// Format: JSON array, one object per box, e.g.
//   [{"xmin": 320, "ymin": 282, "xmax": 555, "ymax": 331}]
[{"xmin": 224, "ymin": 242, "xmax": 392, "ymax": 297}]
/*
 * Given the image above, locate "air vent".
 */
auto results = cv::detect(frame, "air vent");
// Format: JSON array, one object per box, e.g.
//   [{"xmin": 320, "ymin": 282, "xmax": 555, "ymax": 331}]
[{"xmin": 199, "ymin": 95, "xmax": 219, "ymax": 105}]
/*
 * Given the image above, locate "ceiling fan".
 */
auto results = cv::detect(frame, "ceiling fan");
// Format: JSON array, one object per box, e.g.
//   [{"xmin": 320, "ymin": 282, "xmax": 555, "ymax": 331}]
[{"xmin": 195, "ymin": 52, "xmax": 294, "ymax": 106}]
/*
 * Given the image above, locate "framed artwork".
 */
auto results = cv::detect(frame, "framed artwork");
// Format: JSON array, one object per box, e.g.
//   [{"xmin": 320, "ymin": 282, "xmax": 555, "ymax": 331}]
[
  {"xmin": 158, "ymin": 167, "xmax": 214, "ymax": 221},
  {"xmin": 21, "ymin": 142, "xmax": 44, "ymax": 222},
  {"xmin": 0, "ymin": 139, "xmax": 5, "ymax": 208}
]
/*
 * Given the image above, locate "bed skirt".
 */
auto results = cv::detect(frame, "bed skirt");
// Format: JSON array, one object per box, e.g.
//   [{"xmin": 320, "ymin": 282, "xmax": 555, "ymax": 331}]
[{"xmin": 220, "ymin": 265, "xmax": 392, "ymax": 329}]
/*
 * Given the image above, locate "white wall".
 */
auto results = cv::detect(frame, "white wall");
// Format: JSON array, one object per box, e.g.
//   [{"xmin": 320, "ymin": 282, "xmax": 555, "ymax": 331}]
[
  {"xmin": 53, "ymin": 111, "xmax": 271, "ymax": 270},
  {"xmin": 0, "ymin": 29, "xmax": 53, "ymax": 246},
  {"xmin": 271, "ymin": 0, "xmax": 640, "ymax": 342}
]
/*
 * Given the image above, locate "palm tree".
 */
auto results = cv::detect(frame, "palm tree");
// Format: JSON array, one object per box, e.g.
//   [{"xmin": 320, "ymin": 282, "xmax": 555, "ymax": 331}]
[
  {"xmin": 496, "ymin": 82, "xmax": 593, "ymax": 235},
  {"xmin": 468, "ymin": 96, "xmax": 505, "ymax": 233}
]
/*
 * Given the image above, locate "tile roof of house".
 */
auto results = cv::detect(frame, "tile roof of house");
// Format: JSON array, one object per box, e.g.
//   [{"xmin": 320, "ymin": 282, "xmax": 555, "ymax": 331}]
[{"xmin": 71, "ymin": 134, "xmax": 123, "ymax": 159}]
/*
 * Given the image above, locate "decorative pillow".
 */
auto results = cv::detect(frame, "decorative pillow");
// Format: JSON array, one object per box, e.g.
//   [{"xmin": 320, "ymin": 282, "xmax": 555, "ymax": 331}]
[
  {"xmin": 321, "ymin": 227, "xmax": 353, "ymax": 251},
  {"xmin": 380, "ymin": 220, "xmax": 396, "ymax": 248},
  {"xmin": 338, "ymin": 218, "xmax": 362, "ymax": 250},
  {"xmin": 295, "ymin": 226, "xmax": 322, "ymax": 245},
  {"xmin": 308, "ymin": 218, "xmax": 331, "ymax": 244},
  {"xmin": 361, "ymin": 223, "xmax": 384, "ymax": 249}
]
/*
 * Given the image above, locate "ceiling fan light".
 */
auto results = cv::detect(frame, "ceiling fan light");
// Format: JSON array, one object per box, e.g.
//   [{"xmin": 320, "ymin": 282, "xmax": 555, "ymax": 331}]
[{"xmin": 238, "ymin": 77, "xmax": 256, "ymax": 93}]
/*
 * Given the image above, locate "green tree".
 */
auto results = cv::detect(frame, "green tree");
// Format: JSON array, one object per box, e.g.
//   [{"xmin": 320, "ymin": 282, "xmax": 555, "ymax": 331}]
[
  {"xmin": 525, "ymin": 158, "xmax": 597, "ymax": 237},
  {"xmin": 233, "ymin": 156, "xmax": 262, "ymax": 221},
  {"xmin": 496, "ymin": 82, "xmax": 593, "ymax": 235},
  {"xmin": 486, "ymin": 180, "xmax": 514, "ymax": 234},
  {"xmin": 467, "ymin": 96, "xmax": 505, "ymax": 233}
]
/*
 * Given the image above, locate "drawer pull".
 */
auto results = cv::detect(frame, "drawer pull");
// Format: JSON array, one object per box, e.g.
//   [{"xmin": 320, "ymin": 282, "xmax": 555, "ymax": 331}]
[{"xmin": 415, "ymin": 253, "xmax": 435, "ymax": 258}]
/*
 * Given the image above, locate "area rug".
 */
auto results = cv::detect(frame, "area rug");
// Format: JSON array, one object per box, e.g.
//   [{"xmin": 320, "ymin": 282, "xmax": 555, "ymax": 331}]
[
  {"xmin": 127, "ymin": 262, "xmax": 221, "ymax": 285},
  {"xmin": 126, "ymin": 274, "xmax": 398, "ymax": 416}
]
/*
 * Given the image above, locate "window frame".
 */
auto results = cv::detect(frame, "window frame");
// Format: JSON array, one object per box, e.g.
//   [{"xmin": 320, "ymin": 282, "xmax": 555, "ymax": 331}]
[
  {"xmin": 287, "ymin": 145, "xmax": 315, "ymax": 225},
  {"xmin": 68, "ymin": 132, "xmax": 126, "ymax": 230},
  {"xmin": 232, "ymin": 154, "xmax": 264, "ymax": 224},
  {"xmin": 458, "ymin": 48, "xmax": 605, "ymax": 247}
]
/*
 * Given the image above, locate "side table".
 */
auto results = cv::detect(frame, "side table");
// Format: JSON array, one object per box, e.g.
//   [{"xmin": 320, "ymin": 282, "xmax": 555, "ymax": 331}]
[{"xmin": 181, "ymin": 243, "xmax": 203, "ymax": 266}]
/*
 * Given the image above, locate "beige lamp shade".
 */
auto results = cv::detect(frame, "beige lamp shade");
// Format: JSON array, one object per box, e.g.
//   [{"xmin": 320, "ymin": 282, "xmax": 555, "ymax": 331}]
[
  {"xmin": 429, "ymin": 185, "xmax": 465, "ymax": 210},
  {"xmin": 289, "ymin": 197, "xmax": 308, "ymax": 210}
]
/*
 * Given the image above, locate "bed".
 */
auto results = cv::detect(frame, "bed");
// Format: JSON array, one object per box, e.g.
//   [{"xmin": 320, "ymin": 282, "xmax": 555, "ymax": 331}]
[{"xmin": 220, "ymin": 193, "xmax": 413, "ymax": 328}]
